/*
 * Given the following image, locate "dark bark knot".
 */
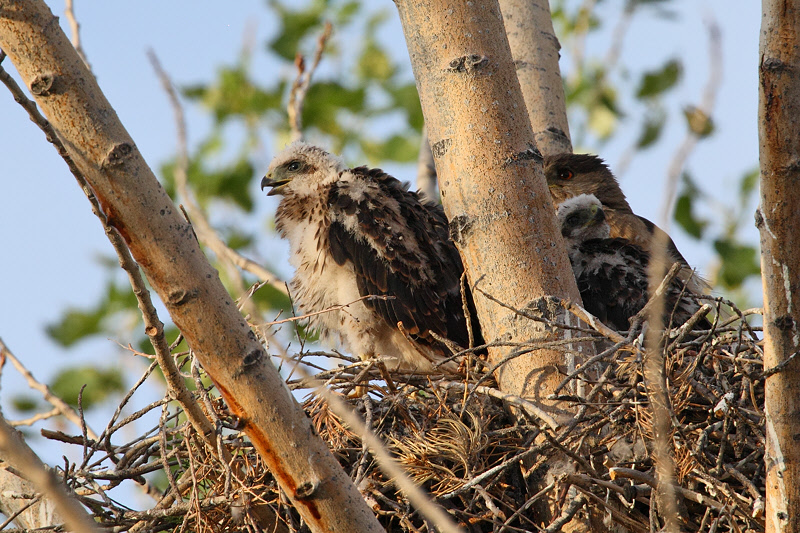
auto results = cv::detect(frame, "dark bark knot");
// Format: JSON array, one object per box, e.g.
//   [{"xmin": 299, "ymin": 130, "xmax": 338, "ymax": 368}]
[
  {"xmin": 30, "ymin": 73, "xmax": 56, "ymax": 96},
  {"xmin": 242, "ymin": 349, "xmax": 263, "ymax": 367},
  {"xmin": 431, "ymin": 138, "xmax": 452, "ymax": 158},
  {"xmin": 447, "ymin": 54, "xmax": 489, "ymax": 74},
  {"xmin": 754, "ymin": 209, "xmax": 763, "ymax": 229},
  {"xmin": 295, "ymin": 480, "xmax": 319, "ymax": 500},
  {"xmin": 504, "ymin": 144, "xmax": 543, "ymax": 167},
  {"xmin": 103, "ymin": 142, "xmax": 134, "ymax": 168},
  {"xmin": 449, "ymin": 215, "xmax": 473, "ymax": 246},
  {"xmin": 774, "ymin": 314, "xmax": 795, "ymax": 331},
  {"xmin": 167, "ymin": 288, "xmax": 198, "ymax": 306},
  {"xmin": 761, "ymin": 56, "xmax": 791, "ymax": 73}
]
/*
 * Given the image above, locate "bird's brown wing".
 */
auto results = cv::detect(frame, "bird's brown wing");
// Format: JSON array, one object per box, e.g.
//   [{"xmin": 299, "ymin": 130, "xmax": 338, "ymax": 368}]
[
  {"xmin": 574, "ymin": 238, "xmax": 710, "ymax": 331},
  {"xmin": 603, "ymin": 209, "xmax": 710, "ymax": 293},
  {"xmin": 326, "ymin": 166, "xmax": 479, "ymax": 351}
]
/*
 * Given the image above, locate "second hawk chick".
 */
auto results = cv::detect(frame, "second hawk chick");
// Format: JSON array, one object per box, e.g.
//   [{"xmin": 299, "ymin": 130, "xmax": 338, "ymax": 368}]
[
  {"xmin": 544, "ymin": 153, "xmax": 707, "ymax": 294},
  {"xmin": 558, "ymin": 194, "xmax": 710, "ymax": 332},
  {"xmin": 261, "ymin": 142, "xmax": 481, "ymax": 372}
]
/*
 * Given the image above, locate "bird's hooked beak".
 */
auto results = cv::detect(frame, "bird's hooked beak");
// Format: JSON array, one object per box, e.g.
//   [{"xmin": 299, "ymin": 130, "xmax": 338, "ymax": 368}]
[
  {"xmin": 261, "ymin": 172, "xmax": 292, "ymax": 196},
  {"xmin": 584, "ymin": 203, "xmax": 606, "ymax": 228}
]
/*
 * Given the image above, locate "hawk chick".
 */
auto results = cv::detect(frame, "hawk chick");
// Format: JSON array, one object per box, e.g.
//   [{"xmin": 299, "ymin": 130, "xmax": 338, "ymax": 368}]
[
  {"xmin": 261, "ymin": 142, "xmax": 480, "ymax": 372},
  {"xmin": 544, "ymin": 153, "xmax": 707, "ymax": 294},
  {"xmin": 558, "ymin": 194, "xmax": 709, "ymax": 332}
]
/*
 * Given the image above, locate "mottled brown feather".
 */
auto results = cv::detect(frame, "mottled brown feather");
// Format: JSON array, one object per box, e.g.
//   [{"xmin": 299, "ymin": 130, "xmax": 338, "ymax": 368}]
[{"xmin": 544, "ymin": 152, "xmax": 707, "ymax": 292}]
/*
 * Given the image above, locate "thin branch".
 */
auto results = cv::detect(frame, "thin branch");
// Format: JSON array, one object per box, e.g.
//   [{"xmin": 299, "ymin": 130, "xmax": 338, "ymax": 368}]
[
  {"xmin": 440, "ymin": 380, "xmax": 559, "ymax": 430},
  {"xmin": 147, "ymin": 50, "xmax": 288, "ymax": 296},
  {"xmin": 0, "ymin": 339, "xmax": 99, "ymax": 440},
  {"xmin": 64, "ymin": 0, "xmax": 90, "ymax": 69},
  {"xmin": 288, "ymin": 22, "xmax": 332, "ymax": 141},
  {"xmin": 659, "ymin": 14, "xmax": 723, "ymax": 229}
]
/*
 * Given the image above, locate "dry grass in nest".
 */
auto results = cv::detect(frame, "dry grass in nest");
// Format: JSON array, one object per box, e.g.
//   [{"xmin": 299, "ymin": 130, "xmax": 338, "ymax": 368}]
[{"xmin": 35, "ymin": 296, "xmax": 764, "ymax": 532}]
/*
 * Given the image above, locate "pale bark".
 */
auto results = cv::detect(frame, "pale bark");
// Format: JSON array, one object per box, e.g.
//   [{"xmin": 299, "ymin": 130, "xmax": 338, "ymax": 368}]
[
  {"xmin": 0, "ymin": 467, "xmax": 63, "ymax": 530},
  {"xmin": 416, "ymin": 126, "xmax": 438, "ymax": 202},
  {"xmin": 395, "ymin": 0, "xmax": 583, "ymax": 413},
  {"xmin": 758, "ymin": 1, "xmax": 800, "ymax": 531},
  {"xmin": 0, "ymin": 2, "xmax": 383, "ymax": 531},
  {"xmin": 0, "ymin": 417, "xmax": 100, "ymax": 533},
  {"xmin": 500, "ymin": 0, "xmax": 572, "ymax": 156}
]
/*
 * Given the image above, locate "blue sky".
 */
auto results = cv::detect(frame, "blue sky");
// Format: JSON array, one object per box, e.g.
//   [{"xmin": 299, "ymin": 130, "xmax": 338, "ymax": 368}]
[{"xmin": 0, "ymin": 0, "xmax": 761, "ymax": 507}]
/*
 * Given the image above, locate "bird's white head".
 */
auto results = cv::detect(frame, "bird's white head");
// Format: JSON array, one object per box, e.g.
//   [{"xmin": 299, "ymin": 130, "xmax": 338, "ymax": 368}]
[
  {"xmin": 557, "ymin": 194, "xmax": 610, "ymax": 245},
  {"xmin": 261, "ymin": 141, "xmax": 346, "ymax": 198}
]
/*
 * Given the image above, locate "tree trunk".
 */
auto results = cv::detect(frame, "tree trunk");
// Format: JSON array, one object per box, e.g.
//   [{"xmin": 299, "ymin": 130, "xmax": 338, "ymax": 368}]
[
  {"xmin": 758, "ymin": 1, "xmax": 800, "ymax": 531},
  {"xmin": 500, "ymin": 0, "xmax": 573, "ymax": 155},
  {"xmin": 395, "ymin": 0, "xmax": 583, "ymax": 413},
  {"xmin": 0, "ymin": 2, "xmax": 383, "ymax": 531}
]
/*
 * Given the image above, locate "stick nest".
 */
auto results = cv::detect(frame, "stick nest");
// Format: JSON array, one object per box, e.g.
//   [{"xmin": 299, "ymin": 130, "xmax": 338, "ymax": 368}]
[{"xmin": 39, "ymin": 298, "xmax": 765, "ymax": 533}]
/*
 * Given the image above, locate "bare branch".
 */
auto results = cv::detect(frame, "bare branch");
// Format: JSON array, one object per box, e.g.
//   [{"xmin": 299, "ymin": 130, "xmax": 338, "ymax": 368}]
[
  {"xmin": 287, "ymin": 22, "xmax": 332, "ymax": 142},
  {"xmin": 64, "ymin": 0, "xmax": 90, "ymax": 70},
  {"xmin": 0, "ymin": 339, "xmax": 99, "ymax": 440},
  {"xmin": 146, "ymin": 50, "xmax": 289, "ymax": 297}
]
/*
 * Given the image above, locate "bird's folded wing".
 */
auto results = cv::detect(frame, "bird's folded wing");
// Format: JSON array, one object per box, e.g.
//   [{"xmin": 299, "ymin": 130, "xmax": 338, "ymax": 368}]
[{"xmin": 326, "ymin": 167, "xmax": 466, "ymax": 345}]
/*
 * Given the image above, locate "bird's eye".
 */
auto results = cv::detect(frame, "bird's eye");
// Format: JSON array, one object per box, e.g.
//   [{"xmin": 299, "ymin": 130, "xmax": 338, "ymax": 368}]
[
  {"xmin": 287, "ymin": 160, "xmax": 302, "ymax": 172},
  {"xmin": 565, "ymin": 213, "xmax": 581, "ymax": 227},
  {"xmin": 558, "ymin": 169, "xmax": 574, "ymax": 180}
]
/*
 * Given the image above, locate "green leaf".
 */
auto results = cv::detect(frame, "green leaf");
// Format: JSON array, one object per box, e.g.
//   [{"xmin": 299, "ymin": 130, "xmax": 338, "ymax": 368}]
[
  {"xmin": 335, "ymin": 1, "xmax": 361, "ymax": 25},
  {"xmin": 50, "ymin": 366, "xmax": 126, "ymax": 409},
  {"xmin": 267, "ymin": 0, "xmax": 327, "ymax": 61},
  {"xmin": 388, "ymin": 83, "xmax": 424, "ymax": 131},
  {"xmin": 673, "ymin": 193, "xmax": 708, "ymax": 239},
  {"xmin": 302, "ymin": 82, "xmax": 366, "ymax": 136},
  {"xmin": 713, "ymin": 239, "xmax": 761, "ymax": 289},
  {"xmin": 636, "ymin": 110, "xmax": 665, "ymax": 148},
  {"xmin": 164, "ymin": 155, "xmax": 256, "ymax": 212},
  {"xmin": 636, "ymin": 59, "xmax": 682, "ymax": 99},
  {"xmin": 188, "ymin": 67, "xmax": 284, "ymax": 123},
  {"xmin": 47, "ymin": 283, "xmax": 139, "ymax": 347},
  {"xmin": 46, "ymin": 307, "xmax": 106, "ymax": 347},
  {"xmin": 360, "ymin": 133, "xmax": 420, "ymax": 163},
  {"xmin": 251, "ymin": 282, "xmax": 293, "ymax": 313},
  {"xmin": 739, "ymin": 168, "xmax": 759, "ymax": 205},
  {"xmin": 11, "ymin": 395, "xmax": 40, "ymax": 413},
  {"xmin": 357, "ymin": 41, "xmax": 395, "ymax": 83}
]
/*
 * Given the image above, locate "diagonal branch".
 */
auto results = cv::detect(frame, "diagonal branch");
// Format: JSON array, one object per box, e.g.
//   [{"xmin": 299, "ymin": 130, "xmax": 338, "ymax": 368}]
[{"xmin": 0, "ymin": 2, "xmax": 383, "ymax": 531}]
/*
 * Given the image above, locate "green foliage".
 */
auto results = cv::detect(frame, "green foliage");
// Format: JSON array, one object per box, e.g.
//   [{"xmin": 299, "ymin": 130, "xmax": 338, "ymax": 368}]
[
  {"xmin": 50, "ymin": 366, "xmax": 126, "ymax": 409},
  {"xmin": 713, "ymin": 239, "xmax": 762, "ymax": 290},
  {"xmin": 636, "ymin": 59, "xmax": 682, "ymax": 99},
  {"xmin": 302, "ymin": 82, "xmax": 366, "ymax": 137},
  {"xmin": 635, "ymin": 110, "xmax": 665, "ymax": 149},
  {"xmin": 183, "ymin": 66, "xmax": 284, "ymax": 123},
  {"xmin": 673, "ymin": 173, "xmax": 708, "ymax": 239},
  {"xmin": 11, "ymin": 395, "xmax": 39, "ymax": 413},
  {"xmin": 47, "ymin": 282, "xmax": 138, "ymax": 347}
]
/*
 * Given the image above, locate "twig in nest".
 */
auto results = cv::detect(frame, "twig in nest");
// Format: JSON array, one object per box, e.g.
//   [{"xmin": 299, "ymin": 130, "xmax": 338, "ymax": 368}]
[
  {"xmin": 440, "ymin": 380, "xmax": 559, "ymax": 430},
  {"xmin": 264, "ymin": 295, "xmax": 395, "ymax": 326}
]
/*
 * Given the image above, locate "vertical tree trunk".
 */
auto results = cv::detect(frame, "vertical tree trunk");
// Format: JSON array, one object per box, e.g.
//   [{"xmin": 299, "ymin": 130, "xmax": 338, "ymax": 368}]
[
  {"xmin": 395, "ymin": 0, "xmax": 582, "ymax": 412},
  {"xmin": 758, "ymin": 1, "xmax": 800, "ymax": 531},
  {"xmin": 500, "ymin": 0, "xmax": 573, "ymax": 156},
  {"xmin": 0, "ymin": 2, "xmax": 384, "ymax": 531}
]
